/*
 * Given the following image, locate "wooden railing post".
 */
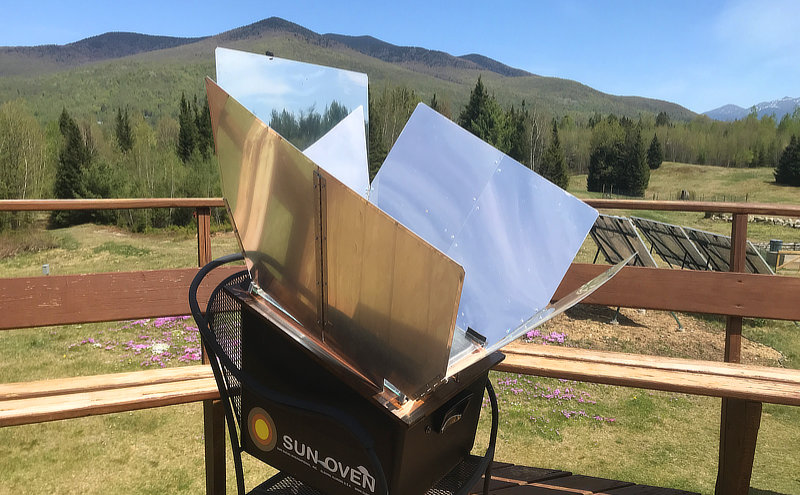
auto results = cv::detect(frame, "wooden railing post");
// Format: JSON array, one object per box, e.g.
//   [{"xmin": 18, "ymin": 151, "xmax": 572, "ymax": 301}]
[
  {"xmin": 196, "ymin": 206, "xmax": 226, "ymax": 495},
  {"xmin": 197, "ymin": 206, "xmax": 212, "ymax": 267},
  {"xmin": 716, "ymin": 212, "xmax": 762, "ymax": 495}
]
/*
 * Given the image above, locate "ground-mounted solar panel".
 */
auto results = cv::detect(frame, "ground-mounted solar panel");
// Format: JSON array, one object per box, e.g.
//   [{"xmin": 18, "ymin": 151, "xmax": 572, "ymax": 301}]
[
  {"xmin": 631, "ymin": 217, "xmax": 708, "ymax": 270},
  {"xmin": 683, "ymin": 227, "xmax": 774, "ymax": 275},
  {"xmin": 590, "ymin": 214, "xmax": 658, "ymax": 268}
]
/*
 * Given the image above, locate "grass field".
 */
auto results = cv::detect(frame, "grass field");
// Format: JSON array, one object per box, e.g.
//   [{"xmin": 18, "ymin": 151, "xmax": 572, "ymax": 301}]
[
  {"xmin": 1, "ymin": 162, "xmax": 799, "ymax": 494},
  {"xmin": 570, "ymin": 162, "xmax": 800, "ymax": 246}
]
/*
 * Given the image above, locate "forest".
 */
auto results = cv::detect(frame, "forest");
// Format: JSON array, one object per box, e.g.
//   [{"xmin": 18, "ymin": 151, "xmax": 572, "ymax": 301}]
[{"xmin": 1, "ymin": 78, "xmax": 799, "ymax": 232}]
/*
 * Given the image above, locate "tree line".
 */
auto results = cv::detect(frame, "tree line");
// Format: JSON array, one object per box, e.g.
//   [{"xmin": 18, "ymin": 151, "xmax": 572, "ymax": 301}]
[{"xmin": 1, "ymin": 78, "xmax": 799, "ymax": 232}]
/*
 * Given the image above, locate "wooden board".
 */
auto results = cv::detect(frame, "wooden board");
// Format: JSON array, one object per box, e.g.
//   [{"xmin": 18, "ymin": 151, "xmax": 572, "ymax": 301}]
[
  {"xmin": 0, "ymin": 266, "xmax": 244, "ymax": 330},
  {"xmin": 555, "ymin": 264, "xmax": 800, "ymax": 321},
  {"xmin": 0, "ymin": 376, "xmax": 219, "ymax": 427},
  {"xmin": 495, "ymin": 346, "xmax": 800, "ymax": 406},
  {"xmin": 0, "ymin": 365, "xmax": 213, "ymax": 401}
]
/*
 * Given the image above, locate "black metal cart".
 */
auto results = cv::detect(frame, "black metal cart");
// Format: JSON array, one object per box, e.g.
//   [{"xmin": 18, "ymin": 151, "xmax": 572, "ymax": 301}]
[{"xmin": 190, "ymin": 254, "xmax": 500, "ymax": 495}]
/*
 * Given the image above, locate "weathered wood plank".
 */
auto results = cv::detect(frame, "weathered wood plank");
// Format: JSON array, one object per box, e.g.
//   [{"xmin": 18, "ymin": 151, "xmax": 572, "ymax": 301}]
[
  {"xmin": 715, "ymin": 399, "xmax": 761, "ymax": 495},
  {"xmin": 495, "ymin": 347, "xmax": 800, "ymax": 406},
  {"xmin": 0, "ymin": 378, "xmax": 219, "ymax": 427},
  {"xmin": 0, "ymin": 365, "xmax": 213, "ymax": 401},
  {"xmin": 555, "ymin": 264, "xmax": 800, "ymax": 321},
  {"xmin": 4, "ymin": 263, "xmax": 799, "ymax": 331},
  {"xmin": 0, "ymin": 266, "xmax": 244, "ymax": 330},
  {"xmin": 499, "ymin": 346, "xmax": 800, "ymax": 385}
]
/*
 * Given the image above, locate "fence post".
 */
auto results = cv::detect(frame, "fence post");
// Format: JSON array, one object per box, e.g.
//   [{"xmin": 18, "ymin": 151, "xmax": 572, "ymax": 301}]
[
  {"xmin": 196, "ymin": 206, "xmax": 226, "ymax": 495},
  {"xmin": 715, "ymin": 212, "xmax": 762, "ymax": 495}
]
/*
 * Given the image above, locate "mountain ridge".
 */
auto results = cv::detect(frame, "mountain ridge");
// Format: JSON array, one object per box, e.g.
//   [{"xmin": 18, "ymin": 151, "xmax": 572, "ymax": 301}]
[
  {"xmin": 0, "ymin": 16, "xmax": 696, "ymax": 123},
  {"xmin": 704, "ymin": 96, "xmax": 800, "ymax": 121}
]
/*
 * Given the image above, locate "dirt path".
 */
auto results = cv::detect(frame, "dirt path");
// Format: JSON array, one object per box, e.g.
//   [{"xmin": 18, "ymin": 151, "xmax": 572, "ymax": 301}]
[{"xmin": 526, "ymin": 304, "xmax": 783, "ymax": 367}]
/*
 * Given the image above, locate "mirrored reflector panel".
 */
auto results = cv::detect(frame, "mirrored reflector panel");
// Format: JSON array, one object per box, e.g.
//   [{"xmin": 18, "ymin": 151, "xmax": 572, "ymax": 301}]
[{"xmin": 370, "ymin": 104, "xmax": 598, "ymax": 359}]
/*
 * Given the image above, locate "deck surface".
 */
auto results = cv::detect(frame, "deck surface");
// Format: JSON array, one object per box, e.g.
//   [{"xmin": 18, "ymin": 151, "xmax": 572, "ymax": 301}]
[{"xmin": 471, "ymin": 462, "xmax": 698, "ymax": 494}]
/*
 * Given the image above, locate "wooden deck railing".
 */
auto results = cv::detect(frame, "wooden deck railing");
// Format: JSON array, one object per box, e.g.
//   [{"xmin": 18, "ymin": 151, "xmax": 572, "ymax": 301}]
[{"xmin": 1, "ymin": 198, "xmax": 799, "ymax": 494}]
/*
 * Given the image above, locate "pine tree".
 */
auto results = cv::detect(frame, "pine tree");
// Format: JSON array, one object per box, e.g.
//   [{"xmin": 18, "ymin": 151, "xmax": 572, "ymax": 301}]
[
  {"xmin": 655, "ymin": 111, "xmax": 671, "ymax": 127},
  {"xmin": 177, "ymin": 93, "xmax": 196, "ymax": 163},
  {"xmin": 194, "ymin": 98, "xmax": 213, "ymax": 159},
  {"xmin": 587, "ymin": 117, "xmax": 623, "ymax": 193},
  {"xmin": 457, "ymin": 76, "xmax": 502, "ymax": 145},
  {"xmin": 774, "ymin": 135, "xmax": 800, "ymax": 186},
  {"xmin": 500, "ymin": 105, "xmax": 529, "ymax": 164},
  {"xmin": 647, "ymin": 133, "xmax": 663, "ymax": 169},
  {"xmin": 51, "ymin": 109, "xmax": 91, "ymax": 227},
  {"xmin": 624, "ymin": 127, "xmax": 649, "ymax": 196},
  {"xmin": 541, "ymin": 119, "xmax": 569, "ymax": 189},
  {"xmin": 114, "ymin": 107, "xmax": 133, "ymax": 153}
]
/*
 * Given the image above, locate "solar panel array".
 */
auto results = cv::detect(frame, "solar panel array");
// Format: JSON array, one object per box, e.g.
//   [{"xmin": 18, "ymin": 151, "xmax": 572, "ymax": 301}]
[
  {"xmin": 682, "ymin": 226, "xmax": 774, "ymax": 274},
  {"xmin": 590, "ymin": 214, "xmax": 658, "ymax": 268},
  {"xmin": 631, "ymin": 217, "xmax": 708, "ymax": 270},
  {"xmin": 588, "ymin": 215, "xmax": 774, "ymax": 275}
]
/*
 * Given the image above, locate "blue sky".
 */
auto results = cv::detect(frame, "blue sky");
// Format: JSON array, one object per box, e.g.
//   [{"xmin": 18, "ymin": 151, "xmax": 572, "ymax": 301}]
[{"xmin": 3, "ymin": 0, "xmax": 799, "ymax": 114}]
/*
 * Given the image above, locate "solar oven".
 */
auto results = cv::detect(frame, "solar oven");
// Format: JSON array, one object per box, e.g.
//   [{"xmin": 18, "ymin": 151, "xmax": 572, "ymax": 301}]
[{"xmin": 201, "ymin": 48, "xmax": 630, "ymax": 495}]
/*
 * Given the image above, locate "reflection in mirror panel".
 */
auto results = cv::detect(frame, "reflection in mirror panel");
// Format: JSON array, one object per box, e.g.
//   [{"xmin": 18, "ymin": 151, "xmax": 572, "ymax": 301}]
[
  {"xmin": 215, "ymin": 47, "xmax": 368, "ymax": 147},
  {"xmin": 215, "ymin": 47, "xmax": 369, "ymax": 195},
  {"xmin": 370, "ymin": 104, "xmax": 599, "ymax": 359},
  {"xmin": 304, "ymin": 106, "xmax": 370, "ymax": 198}
]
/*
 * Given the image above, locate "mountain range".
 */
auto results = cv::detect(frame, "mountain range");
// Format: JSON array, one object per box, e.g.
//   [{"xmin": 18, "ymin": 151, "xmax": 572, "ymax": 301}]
[
  {"xmin": 703, "ymin": 97, "xmax": 800, "ymax": 122},
  {"xmin": 0, "ymin": 17, "xmax": 696, "ymax": 124}
]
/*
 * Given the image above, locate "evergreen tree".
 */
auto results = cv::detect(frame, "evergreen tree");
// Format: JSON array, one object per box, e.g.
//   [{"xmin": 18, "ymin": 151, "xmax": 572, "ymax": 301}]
[
  {"xmin": 541, "ymin": 119, "xmax": 569, "ymax": 189},
  {"xmin": 114, "ymin": 107, "xmax": 133, "ymax": 153},
  {"xmin": 500, "ymin": 105, "xmax": 529, "ymax": 164},
  {"xmin": 194, "ymin": 98, "xmax": 213, "ymax": 158},
  {"xmin": 177, "ymin": 93, "xmax": 196, "ymax": 163},
  {"xmin": 51, "ymin": 109, "xmax": 91, "ymax": 227},
  {"xmin": 620, "ymin": 126, "xmax": 649, "ymax": 196},
  {"xmin": 655, "ymin": 111, "xmax": 671, "ymax": 127},
  {"xmin": 457, "ymin": 76, "xmax": 502, "ymax": 145},
  {"xmin": 647, "ymin": 133, "xmax": 663, "ymax": 169},
  {"xmin": 775, "ymin": 135, "xmax": 800, "ymax": 186},
  {"xmin": 587, "ymin": 117, "xmax": 623, "ymax": 193}
]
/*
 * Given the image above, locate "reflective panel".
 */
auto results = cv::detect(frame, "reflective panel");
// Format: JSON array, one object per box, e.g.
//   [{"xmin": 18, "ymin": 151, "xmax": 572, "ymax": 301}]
[
  {"xmin": 370, "ymin": 104, "xmax": 598, "ymax": 359},
  {"xmin": 447, "ymin": 255, "xmax": 634, "ymax": 376},
  {"xmin": 322, "ymin": 170, "xmax": 463, "ymax": 397},
  {"xmin": 207, "ymin": 77, "xmax": 321, "ymax": 333},
  {"xmin": 207, "ymin": 79, "xmax": 464, "ymax": 400},
  {"xmin": 215, "ymin": 47, "xmax": 369, "ymax": 193}
]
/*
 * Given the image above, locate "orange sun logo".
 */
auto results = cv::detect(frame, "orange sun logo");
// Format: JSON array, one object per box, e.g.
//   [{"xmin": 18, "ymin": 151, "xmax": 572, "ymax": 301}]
[{"xmin": 247, "ymin": 407, "xmax": 277, "ymax": 451}]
